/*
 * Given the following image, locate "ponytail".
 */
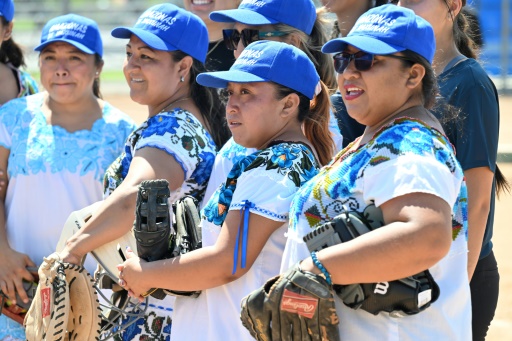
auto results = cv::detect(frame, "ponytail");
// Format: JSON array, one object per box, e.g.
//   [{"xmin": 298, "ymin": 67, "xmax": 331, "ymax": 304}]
[
  {"xmin": 453, "ymin": 6, "xmax": 479, "ymax": 59},
  {"xmin": 304, "ymin": 81, "xmax": 334, "ymax": 165},
  {"xmin": 0, "ymin": 17, "xmax": 25, "ymax": 68},
  {"xmin": 93, "ymin": 54, "xmax": 103, "ymax": 99},
  {"xmin": 274, "ymin": 81, "xmax": 334, "ymax": 166}
]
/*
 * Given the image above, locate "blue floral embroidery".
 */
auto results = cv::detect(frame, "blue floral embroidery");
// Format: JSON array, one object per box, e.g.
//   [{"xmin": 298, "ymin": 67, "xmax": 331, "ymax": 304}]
[
  {"xmin": 203, "ymin": 142, "xmax": 318, "ymax": 227},
  {"xmin": 0, "ymin": 94, "xmax": 136, "ymax": 181}
]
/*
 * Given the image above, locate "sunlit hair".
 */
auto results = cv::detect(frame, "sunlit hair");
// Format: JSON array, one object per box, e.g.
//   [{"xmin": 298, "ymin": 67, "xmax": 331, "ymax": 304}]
[
  {"xmin": 274, "ymin": 81, "xmax": 334, "ymax": 166},
  {"xmin": 442, "ymin": 0, "xmax": 479, "ymax": 59}
]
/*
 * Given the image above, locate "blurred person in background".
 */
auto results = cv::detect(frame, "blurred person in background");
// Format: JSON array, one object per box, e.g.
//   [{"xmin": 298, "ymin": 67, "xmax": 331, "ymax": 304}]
[
  {"xmin": 183, "ymin": 0, "xmax": 240, "ymax": 71},
  {"xmin": 398, "ymin": 0, "xmax": 511, "ymax": 339},
  {"xmin": 0, "ymin": 13, "xmax": 136, "ymax": 340},
  {"xmin": 0, "ymin": 0, "xmax": 38, "ymax": 106}
]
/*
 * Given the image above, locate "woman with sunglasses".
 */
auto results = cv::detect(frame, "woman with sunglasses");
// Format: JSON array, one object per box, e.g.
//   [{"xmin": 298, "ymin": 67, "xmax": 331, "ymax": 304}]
[
  {"xmin": 398, "ymin": 1, "xmax": 509, "ymax": 339},
  {"xmin": 58, "ymin": 4, "xmax": 230, "ymax": 339},
  {"xmin": 200, "ymin": 0, "xmax": 342, "ymax": 205},
  {"xmin": 117, "ymin": 40, "xmax": 333, "ymax": 341},
  {"xmin": 183, "ymin": 0, "xmax": 239, "ymax": 71},
  {"xmin": 271, "ymin": 5, "xmax": 471, "ymax": 340}
]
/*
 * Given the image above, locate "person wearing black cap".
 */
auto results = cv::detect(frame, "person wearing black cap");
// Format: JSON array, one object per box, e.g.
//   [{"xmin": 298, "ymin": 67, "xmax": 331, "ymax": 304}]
[
  {"xmin": 276, "ymin": 5, "xmax": 470, "ymax": 340},
  {"xmin": 0, "ymin": 13, "xmax": 136, "ymax": 340},
  {"xmin": 398, "ymin": 1, "xmax": 509, "ymax": 339},
  {"xmin": 117, "ymin": 40, "xmax": 333, "ymax": 341}
]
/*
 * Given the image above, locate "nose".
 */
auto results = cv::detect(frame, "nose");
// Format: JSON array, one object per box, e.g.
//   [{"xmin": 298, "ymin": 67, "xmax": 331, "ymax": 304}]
[
  {"xmin": 342, "ymin": 57, "xmax": 359, "ymax": 80},
  {"xmin": 226, "ymin": 94, "xmax": 239, "ymax": 114},
  {"xmin": 234, "ymin": 40, "xmax": 245, "ymax": 59},
  {"xmin": 55, "ymin": 60, "xmax": 69, "ymax": 77}
]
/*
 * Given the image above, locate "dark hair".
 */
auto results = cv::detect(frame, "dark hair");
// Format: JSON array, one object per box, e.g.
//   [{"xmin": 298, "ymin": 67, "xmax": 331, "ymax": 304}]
[
  {"xmin": 444, "ymin": 0, "xmax": 479, "ymax": 59},
  {"xmin": 273, "ymin": 8, "xmax": 337, "ymax": 94},
  {"xmin": 399, "ymin": 50, "xmax": 462, "ymax": 129},
  {"xmin": 274, "ymin": 82, "xmax": 334, "ymax": 166},
  {"xmin": 172, "ymin": 51, "xmax": 231, "ymax": 148},
  {"xmin": 0, "ymin": 16, "xmax": 26, "ymax": 68},
  {"xmin": 330, "ymin": 0, "xmax": 390, "ymax": 40},
  {"xmin": 93, "ymin": 53, "xmax": 103, "ymax": 99}
]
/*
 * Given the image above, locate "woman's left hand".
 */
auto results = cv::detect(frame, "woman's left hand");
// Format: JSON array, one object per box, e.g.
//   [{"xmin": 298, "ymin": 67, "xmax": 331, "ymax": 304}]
[{"xmin": 117, "ymin": 248, "xmax": 150, "ymax": 300}]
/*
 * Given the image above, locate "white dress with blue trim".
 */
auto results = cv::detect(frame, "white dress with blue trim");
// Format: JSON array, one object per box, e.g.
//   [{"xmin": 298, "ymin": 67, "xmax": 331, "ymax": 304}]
[
  {"xmin": 171, "ymin": 141, "xmax": 319, "ymax": 341},
  {"xmin": 281, "ymin": 118, "xmax": 472, "ymax": 341},
  {"xmin": 0, "ymin": 92, "xmax": 136, "ymax": 340},
  {"xmin": 104, "ymin": 108, "xmax": 217, "ymax": 341}
]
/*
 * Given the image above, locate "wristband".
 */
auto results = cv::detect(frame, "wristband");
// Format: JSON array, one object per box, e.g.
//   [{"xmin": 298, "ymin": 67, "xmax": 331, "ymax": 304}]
[{"xmin": 311, "ymin": 251, "xmax": 332, "ymax": 285}]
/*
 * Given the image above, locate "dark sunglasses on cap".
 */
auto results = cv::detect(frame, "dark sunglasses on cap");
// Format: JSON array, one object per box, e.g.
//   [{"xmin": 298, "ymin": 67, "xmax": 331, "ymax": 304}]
[
  {"xmin": 222, "ymin": 29, "xmax": 287, "ymax": 50},
  {"xmin": 333, "ymin": 51, "xmax": 413, "ymax": 74}
]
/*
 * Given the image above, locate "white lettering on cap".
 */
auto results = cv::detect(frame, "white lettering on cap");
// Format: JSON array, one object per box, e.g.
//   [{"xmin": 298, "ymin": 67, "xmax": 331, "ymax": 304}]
[
  {"xmin": 353, "ymin": 13, "xmax": 397, "ymax": 34},
  {"xmin": 241, "ymin": 0, "xmax": 266, "ymax": 7},
  {"xmin": 47, "ymin": 22, "xmax": 88, "ymax": 40},
  {"xmin": 136, "ymin": 10, "xmax": 177, "ymax": 32},
  {"xmin": 234, "ymin": 48, "xmax": 263, "ymax": 66}
]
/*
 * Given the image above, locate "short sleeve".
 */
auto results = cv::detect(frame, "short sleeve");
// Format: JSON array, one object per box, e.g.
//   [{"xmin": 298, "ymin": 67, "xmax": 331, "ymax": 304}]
[
  {"xmin": 363, "ymin": 154, "xmax": 463, "ymax": 208},
  {"xmin": 229, "ymin": 169, "xmax": 296, "ymax": 222},
  {"xmin": 438, "ymin": 60, "xmax": 499, "ymax": 172},
  {"xmin": 135, "ymin": 109, "xmax": 216, "ymax": 179}
]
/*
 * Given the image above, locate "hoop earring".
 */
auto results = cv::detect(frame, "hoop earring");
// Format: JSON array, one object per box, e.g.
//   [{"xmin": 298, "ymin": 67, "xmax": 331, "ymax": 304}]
[{"xmin": 180, "ymin": 76, "xmax": 185, "ymax": 82}]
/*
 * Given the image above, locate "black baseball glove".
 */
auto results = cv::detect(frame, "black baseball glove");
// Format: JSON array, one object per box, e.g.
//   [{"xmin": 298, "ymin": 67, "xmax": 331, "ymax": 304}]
[{"xmin": 303, "ymin": 204, "xmax": 440, "ymax": 317}]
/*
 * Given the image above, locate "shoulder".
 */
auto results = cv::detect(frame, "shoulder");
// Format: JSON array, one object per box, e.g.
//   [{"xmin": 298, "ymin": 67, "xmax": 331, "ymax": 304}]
[{"xmin": 439, "ymin": 59, "xmax": 497, "ymax": 94}]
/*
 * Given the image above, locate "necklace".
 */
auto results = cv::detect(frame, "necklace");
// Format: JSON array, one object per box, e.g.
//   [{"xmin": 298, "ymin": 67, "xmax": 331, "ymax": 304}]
[
  {"xmin": 160, "ymin": 96, "xmax": 191, "ymax": 113},
  {"xmin": 207, "ymin": 39, "xmax": 223, "ymax": 58}
]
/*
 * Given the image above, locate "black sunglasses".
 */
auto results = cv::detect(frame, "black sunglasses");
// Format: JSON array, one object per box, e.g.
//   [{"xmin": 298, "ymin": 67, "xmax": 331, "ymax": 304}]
[
  {"xmin": 333, "ymin": 51, "xmax": 413, "ymax": 74},
  {"xmin": 222, "ymin": 29, "xmax": 287, "ymax": 50}
]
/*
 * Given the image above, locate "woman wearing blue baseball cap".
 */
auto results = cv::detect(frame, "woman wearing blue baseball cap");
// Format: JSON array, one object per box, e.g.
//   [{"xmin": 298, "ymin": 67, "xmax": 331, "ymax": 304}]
[
  {"xmin": 57, "ymin": 3, "xmax": 230, "ymax": 340},
  {"xmin": 397, "ymin": 1, "xmax": 509, "ymax": 339},
  {"xmin": 0, "ymin": 0, "xmax": 38, "ymax": 106},
  {"xmin": 0, "ymin": 13, "xmax": 136, "ymax": 340},
  {"xmin": 246, "ymin": 5, "xmax": 471, "ymax": 340},
  {"xmin": 116, "ymin": 40, "xmax": 334, "ymax": 340},
  {"xmin": 201, "ymin": 0, "xmax": 343, "ymax": 207}
]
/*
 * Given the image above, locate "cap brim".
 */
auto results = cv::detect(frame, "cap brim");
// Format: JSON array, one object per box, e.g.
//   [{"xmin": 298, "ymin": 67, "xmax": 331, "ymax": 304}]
[
  {"xmin": 210, "ymin": 9, "xmax": 278, "ymax": 26},
  {"xmin": 111, "ymin": 27, "xmax": 178, "ymax": 52},
  {"xmin": 34, "ymin": 40, "xmax": 95, "ymax": 54},
  {"xmin": 322, "ymin": 36, "xmax": 406, "ymax": 55},
  {"xmin": 197, "ymin": 70, "xmax": 268, "ymax": 89}
]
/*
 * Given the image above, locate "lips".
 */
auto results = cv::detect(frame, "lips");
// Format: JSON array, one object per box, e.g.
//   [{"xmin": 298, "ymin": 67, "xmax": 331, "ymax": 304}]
[
  {"xmin": 191, "ymin": 0, "xmax": 213, "ymax": 5},
  {"xmin": 343, "ymin": 84, "xmax": 364, "ymax": 100}
]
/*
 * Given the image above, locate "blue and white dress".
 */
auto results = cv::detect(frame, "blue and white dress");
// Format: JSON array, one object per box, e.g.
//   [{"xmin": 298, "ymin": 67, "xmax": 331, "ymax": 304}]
[
  {"xmin": 171, "ymin": 141, "xmax": 319, "ymax": 341},
  {"xmin": 281, "ymin": 117, "xmax": 472, "ymax": 341},
  {"xmin": 201, "ymin": 110, "xmax": 343, "ymax": 207},
  {"xmin": 0, "ymin": 92, "xmax": 136, "ymax": 340},
  {"xmin": 105, "ymin": 108, "xmax": 217, "ymax": 341}
]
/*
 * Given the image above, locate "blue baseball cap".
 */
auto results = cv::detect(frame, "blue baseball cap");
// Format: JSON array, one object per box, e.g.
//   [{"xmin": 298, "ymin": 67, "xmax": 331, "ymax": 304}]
[
  {"xmin": 210, "ymin": 0, "xmax": 316, "ymax": 35},
  {"xmin": 34, "ymin": 14, "xmax": 103, "ymax": 57},
  {"xmin": 0, "ymin": 0, "xmax": 13, "ymax": 22},
  {"xmin": 322, "ymin": 5, "xmax": 435, "ymax": 64},
  {"xmin": 111, "ymin": 3, "xmax": 208, "ymax": 63},
  {"xmin": 197, "ymin": 40, "xmax": 320, "ymax": 99}
]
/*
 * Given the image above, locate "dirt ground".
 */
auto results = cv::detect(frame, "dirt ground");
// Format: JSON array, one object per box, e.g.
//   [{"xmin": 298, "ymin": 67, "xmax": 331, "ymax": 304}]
[{"xmin": 103, "ymin": 92, "xmax": 512, "ymax": 340}]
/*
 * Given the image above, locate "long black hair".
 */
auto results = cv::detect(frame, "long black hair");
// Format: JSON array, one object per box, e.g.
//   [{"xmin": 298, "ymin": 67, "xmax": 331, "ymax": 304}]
[
  {"xmin": 0, "ymin": 16, "xmax": 25, "ymax": 68},
  {"xmin": 171, "ymin": 51, "xmax": 231, "ymax": 148}
]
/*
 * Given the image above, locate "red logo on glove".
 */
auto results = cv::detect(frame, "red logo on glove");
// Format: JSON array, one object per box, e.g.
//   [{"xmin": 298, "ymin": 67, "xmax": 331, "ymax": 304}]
[
  {"xmin": 41, "ymin": 288, "xmax": 51, "ymax": 318},
  {"xmin": 280, "ymin": 289, "xmax": 318, "ymax": 319}
]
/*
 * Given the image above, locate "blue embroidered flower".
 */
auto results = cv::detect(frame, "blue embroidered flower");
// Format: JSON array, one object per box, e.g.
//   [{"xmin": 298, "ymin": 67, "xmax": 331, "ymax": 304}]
[
  {"xmin": 226, "ymin": 153, "xmax": 258, "ymax": 179},
  {"xmin": 143, "ymin": 113, "xmax": 180, "ymax": 137},
  {"xmin": 270, "ymin": 144, "xmax": 300, "ymax": 168},
  {"xmin": 190, "ymin": 151, "xmax": 215, "ymax": 185},
  {"xmin": 50, "ymin": 138, "xmax": 83, "ymax": 173}
]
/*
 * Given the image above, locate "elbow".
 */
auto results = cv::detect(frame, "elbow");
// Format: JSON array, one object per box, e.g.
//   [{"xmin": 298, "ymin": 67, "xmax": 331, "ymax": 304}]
[{"xmin": 420, "ymin": 222, "xmax": 452, "ymax": 268}]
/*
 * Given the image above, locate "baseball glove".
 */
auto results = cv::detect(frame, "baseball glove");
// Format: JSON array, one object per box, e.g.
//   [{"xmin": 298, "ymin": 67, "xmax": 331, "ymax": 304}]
[
  {"xmin": 240, "ymin": 263, "xmax": 340, "ymax": 341},
  {"xmin": 133, "ymin": 179, "xmax": 202, "ymax": 298},
  {"xmin": 24, "ymin": 253, "xmax": 102, "ymax": 341},
  {"xmin": 0, "ymin": 267, "xmax": 39, "ymax": 325},
  {"xmin": 303, "ymin": 204, "xmax": 440, "ymax": 317}
]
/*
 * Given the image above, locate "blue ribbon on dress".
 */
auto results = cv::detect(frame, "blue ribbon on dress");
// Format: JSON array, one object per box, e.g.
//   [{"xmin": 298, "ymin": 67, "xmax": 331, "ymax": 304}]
[{"xmin": 232, "ymin": 200, "xmax": 255, "ymax": 275}]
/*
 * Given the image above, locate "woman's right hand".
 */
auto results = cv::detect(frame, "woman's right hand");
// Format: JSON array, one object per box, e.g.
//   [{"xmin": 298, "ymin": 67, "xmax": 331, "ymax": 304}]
[
  {"xmin": 58, "ymin": 246, "xmax": 84, "ymax": 265},
  {"xmin": 0, "ymin": 247, "xmax": 36, "ymax": 305}
]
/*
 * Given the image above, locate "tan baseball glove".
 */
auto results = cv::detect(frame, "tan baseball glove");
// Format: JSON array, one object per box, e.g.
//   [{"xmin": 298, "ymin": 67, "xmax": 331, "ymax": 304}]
[{"xmin": 24, "ymin": 252, "xmax": 102, "ymax": 341}]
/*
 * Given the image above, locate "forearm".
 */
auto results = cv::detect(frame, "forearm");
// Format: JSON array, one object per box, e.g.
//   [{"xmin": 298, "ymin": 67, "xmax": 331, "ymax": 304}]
[
  {"xmin": 301, "ymin": 219, "xmax": 451, "ymax": 285},
  {"xmin": 466, "ymin": 202, "xmax": 490, "ymax": 280},
  {"xmin": 143, "ymin": 245, "xmax": 238, "ymax": 292},
  {"xmin": 65, "ymin": 183, "xmax": 138, "ymax": 257}
]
